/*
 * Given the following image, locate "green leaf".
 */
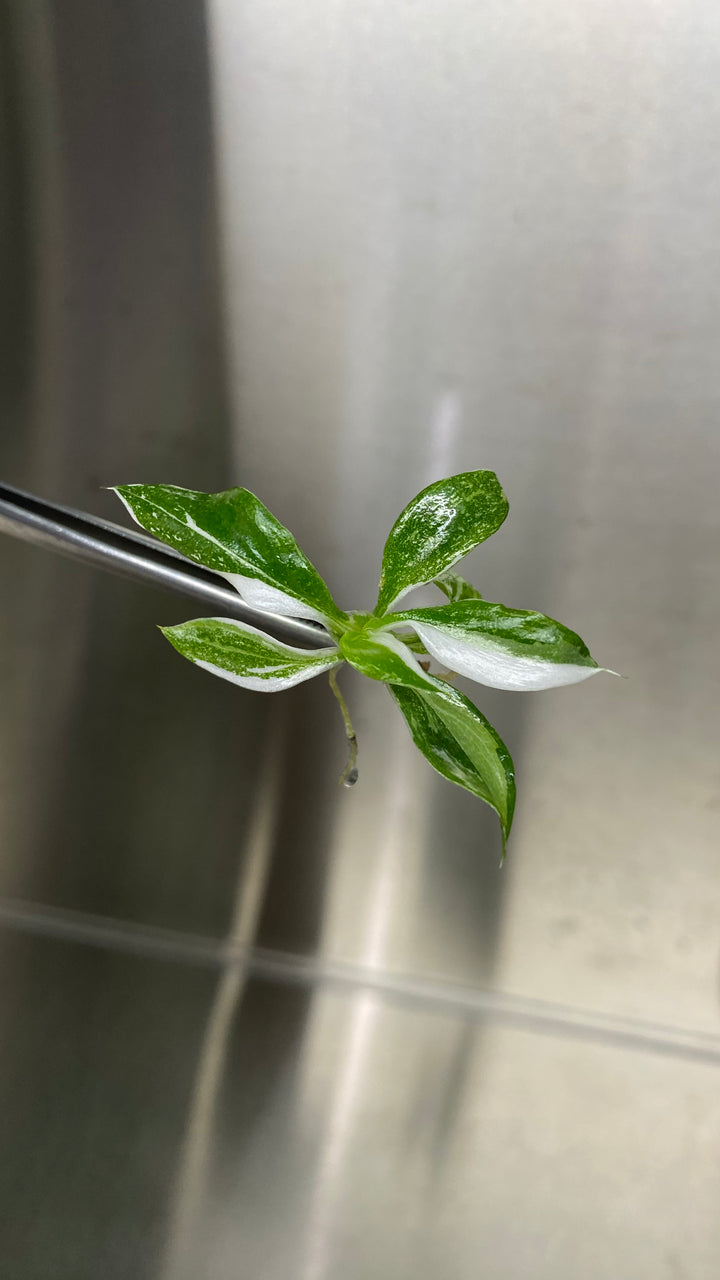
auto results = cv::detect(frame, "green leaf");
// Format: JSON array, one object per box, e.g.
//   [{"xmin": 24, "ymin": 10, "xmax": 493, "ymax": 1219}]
[
  {"xmin": 389, "ymin": 683, "xmax": 515, "ymax": 853},
  {"xmin": 390, "ymin": 600, "xmax": 604, "ymax": 691},
  {"xmin": 160, "ymin": 617, "xmax": 341, "ymax": 691},
  {"xmin": 374, "ymin": 471, "xmax": 508, "ymax": 615},
  {"xmin": 340, "ymin": 628, "xmax": 515, "ymax": 849},
  {"xmin": 434, "ymin": 570, "xmax": 483, "ymax": 602},
  {"xmin": 113, "ymin": 484, "xmax": 346, "ymax": 626},
  {"xmin": 339, "ymin": 628, "xmax": 436, "ymax": 690}
]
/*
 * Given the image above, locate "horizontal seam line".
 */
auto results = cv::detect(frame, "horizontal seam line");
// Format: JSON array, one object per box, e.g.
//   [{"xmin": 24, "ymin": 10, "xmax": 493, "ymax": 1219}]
[{"xmin": 0, "ymin": 898, "xmax": 719, "ymax": 1066}]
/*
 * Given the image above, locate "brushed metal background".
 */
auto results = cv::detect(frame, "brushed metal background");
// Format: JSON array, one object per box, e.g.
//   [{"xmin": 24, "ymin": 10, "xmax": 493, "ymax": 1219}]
[{"xmin": 1, "ymin": 0, "xmax": 719, "ymax": 1275}]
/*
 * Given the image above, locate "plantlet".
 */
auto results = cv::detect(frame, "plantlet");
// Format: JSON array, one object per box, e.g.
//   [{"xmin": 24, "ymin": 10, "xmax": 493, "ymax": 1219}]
[{"xmin": 113, "ymin": 472, "xmax": 612, "ymax": 856}]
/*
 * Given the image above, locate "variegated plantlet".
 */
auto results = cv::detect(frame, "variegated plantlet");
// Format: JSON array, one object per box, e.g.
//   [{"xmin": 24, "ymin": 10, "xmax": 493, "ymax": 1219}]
[{"xmin": 113, "ymin": 472, "xmax": 612, "ymax": 856}]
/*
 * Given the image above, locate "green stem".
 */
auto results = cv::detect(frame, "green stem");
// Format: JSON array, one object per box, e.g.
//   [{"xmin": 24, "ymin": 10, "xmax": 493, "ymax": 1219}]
[{"xmin": 329, "ymin": 667, "xmax": 358, "ymax": 787}]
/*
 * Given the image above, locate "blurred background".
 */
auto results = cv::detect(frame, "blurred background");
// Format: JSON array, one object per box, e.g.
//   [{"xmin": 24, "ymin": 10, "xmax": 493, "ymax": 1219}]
[{"xmin": 1, "ymin": 0, "xmax": 720, "ymax": 1276}]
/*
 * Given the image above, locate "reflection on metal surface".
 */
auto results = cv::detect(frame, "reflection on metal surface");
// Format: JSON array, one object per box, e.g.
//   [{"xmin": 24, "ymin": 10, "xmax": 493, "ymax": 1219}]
[
  {"xmin": 3, "ymin": 896, "xmax": 720, "ymax": 1068},
  {"xmin": 303, "ymin": 992, "xmax": 379, "ymax": 1280},
  {"xmin": 2, "ymin": 0, "xmax": 720, "ymax": 1273},
  {"xmin": 302, "ymin": 721, "xmax": 424, "ymax": 1279},
  {"xmin": 2, "ymin": 928, "xmax": 720, "ymax": 1280},
  {"xmin": 161, "ymin": 704, "xmax": 288, "ymax": 1280},
  {"xmin": 0, "ymin": 0, "xmax": 270, "ymax": 939}
]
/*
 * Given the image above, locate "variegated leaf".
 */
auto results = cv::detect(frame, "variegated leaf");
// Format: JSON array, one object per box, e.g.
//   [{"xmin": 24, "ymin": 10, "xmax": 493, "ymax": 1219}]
[
  {"xmin": 339, "ymin": 628, "xmax": 436, "ymax": 691},
  {"xmin": 160, "ymin": 617, "xmax": 341, "ymax": 692},
  {"xmin": 389, "ymin": 683, "xmax": 515, "ymax": 853},
  {"xmin": 389, "ymin": 599, "xmax": 604, "ymax": 691},
  {"xmin": 374, "ymin": 471, "xmax": 508, "ymax": 615},
  {"xmin": 339, "ymin": 629, "xmax": 515, "ymax": 847},
  {"xmin": 113, "ymin": 484, "xmax": 346, "ymax": 627},
  {"xmin": 434, "ymin": 570, "xmax": 483, "ymax": 602}
]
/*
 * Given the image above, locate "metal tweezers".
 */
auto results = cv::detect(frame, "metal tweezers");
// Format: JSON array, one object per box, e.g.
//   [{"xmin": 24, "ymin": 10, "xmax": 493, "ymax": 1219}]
[{"xmin": 0, "ymin": 481, "xmax": 328, "ymax": 649}]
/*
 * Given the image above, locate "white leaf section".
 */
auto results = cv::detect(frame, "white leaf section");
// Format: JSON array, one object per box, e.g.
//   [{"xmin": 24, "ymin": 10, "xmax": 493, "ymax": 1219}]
[
  {"xmin": 372, "ymin": 628, "xmax": 421, "ymax": 664},
  {"xmin": 183, "ymin": 511, "xmax": 234, "ymax": 554},
  {"xmin": 114, "ymin": 493, "xmax": 336, "ymax": 625},
  {"xmin": 181, "ymin": 618, "xmax": 340, "ymax": 692},
  {"xmin": 382, "ymin": 583, "xmax": 421, "ymax": 613},
  {"xmin": 409, "ymin": 621, "xmax": 602, "ymax": 692},
  {"xmin": 194, "ymin": 655, "xmax": 339, "ymax": 692},
  {"xmin": 223, "ymin": 573, "xmax": 333, "ymax": 625},
  {"xmin": 370, "ymin": 629, "xmax": 437, "ymax": 682}
]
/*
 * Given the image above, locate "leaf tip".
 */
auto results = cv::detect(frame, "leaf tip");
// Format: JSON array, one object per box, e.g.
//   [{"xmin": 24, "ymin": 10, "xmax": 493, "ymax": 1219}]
[{"xmin": 498, "ymin": 816, "xmax": 511, "ymax": 864}]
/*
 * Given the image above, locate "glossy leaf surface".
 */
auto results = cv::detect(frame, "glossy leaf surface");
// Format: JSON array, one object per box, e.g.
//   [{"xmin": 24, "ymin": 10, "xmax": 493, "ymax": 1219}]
[
  {"xmin": 160, "ymin": 617, "xmax": 341, "ymax": 691},
  {"xmin": 340, "ymin": 629, "xmax": 436, "ymax": 691},
  {"xmin": 341, "ymin": 628, "xmax": 515, "ymax": 846},
  {"xmin": 434, "ymin": 570, "xmax": 483, "ymax": 602},
  {"xmin": 391, "ymin": 599, "xmax": 601, "ymax": 691},
  {"xmin": 110, "ymin": 468, "xmax": 610, "ymax": 857},
  {"xmin": 374, "ymin": 471, "xmax": 508, "ymax": 615},
  {"xmin": 389, "ymin": 683, "xmax": 515, "ymax": 851},
  {"xmin": 114, "ymin": 484, "xmax": 345, "ymax": 625}
]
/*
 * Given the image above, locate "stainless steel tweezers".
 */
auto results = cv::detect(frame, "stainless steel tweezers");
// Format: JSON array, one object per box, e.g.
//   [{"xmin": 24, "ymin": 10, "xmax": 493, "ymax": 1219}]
[{"xmin": 0, "ymin": 481, "xmax": 327, "ymax": 648}]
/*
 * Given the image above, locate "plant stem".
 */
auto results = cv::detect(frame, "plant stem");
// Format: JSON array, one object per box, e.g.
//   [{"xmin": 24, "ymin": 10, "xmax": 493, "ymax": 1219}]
[{"xmin": 329, "ymin": 667, "xmax": 358, "ymax": 787}]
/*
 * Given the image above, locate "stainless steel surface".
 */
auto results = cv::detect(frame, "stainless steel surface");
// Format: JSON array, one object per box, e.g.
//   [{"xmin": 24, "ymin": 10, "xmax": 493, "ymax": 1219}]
[
  {"xmin": 2, "ymin": 0, "xmax": 720, "ymax": 1275},
  {"xmin": 0, "ymin": 0, "xmax": 295, "ymax": 938},
  {"xmin": 0, "ymin": 481, "xmax": 329, "ymax": 646},
  {"xmin": 2, "ymin": 927, "xmax": 720, "ymax": 1280},
  {"xmin": 209, "ymin": 0, "xmax": 720, "ymax": 1015},
  {"xmin": 0, "ymin": 930, "xmax": 217, "ymax": 1280},
  {"xmin": 5, "ymin": 897, "xmax": 720, "ymax": 1066}
]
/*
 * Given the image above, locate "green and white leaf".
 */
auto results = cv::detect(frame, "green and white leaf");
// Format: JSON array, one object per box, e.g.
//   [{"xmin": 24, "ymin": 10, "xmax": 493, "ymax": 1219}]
[
  {"xmin": 339, "ymin": 628, "xmax": 437, "ymax": 691},
  {"xmin": 390, "ymin": 599, "xmax": 603, "ymax": 691},
  {"xmin": 113, "ymin": 484, "xmax": 346, "ymax": 627},
  {"xmin": 160, "ymin": 617, "xmax": 341, "ymax": 692},
  {"xmin": 389, "ymin": 683, "xmax": 515, "ymax": 852},
  {"xmin": 109, "ymin": 467, "xmax": 612, "ymax": 857},
  {"xmin": 374, "ymin": 471, "xmax": 508, "ymax": 616},
  {"xmin": 434, "ymin": 570, "xmax": 483, "ymax": 602},
  {"xmin": 339, "ymin": 628, "xmax": 515, "ymax": 847}
]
